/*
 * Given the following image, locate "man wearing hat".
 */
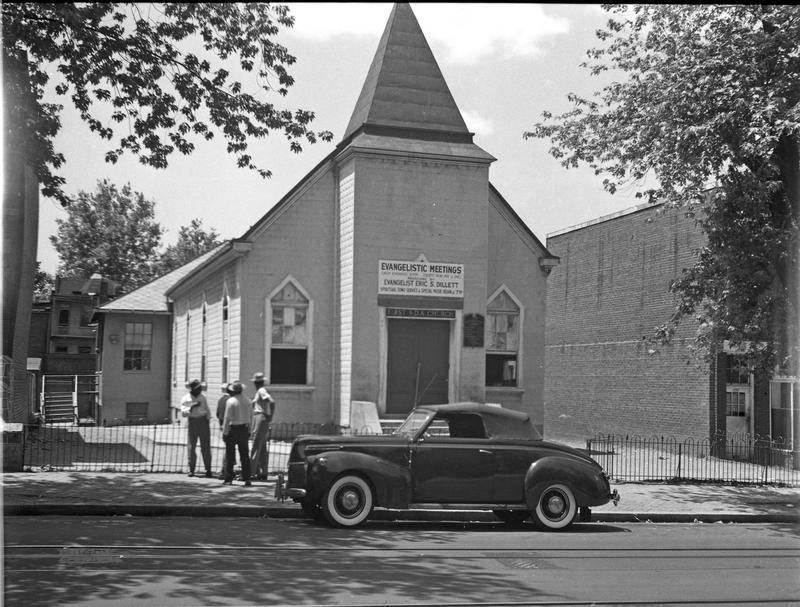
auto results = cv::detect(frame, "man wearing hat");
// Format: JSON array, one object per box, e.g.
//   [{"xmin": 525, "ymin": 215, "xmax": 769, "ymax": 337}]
[
  {"xmin": 221, "ymin": 380, "xmax": 252, "ymax": 486},
  {"xmin": 215, "ymin": 383, "xmax": 231, "ymax": 479},
  {"xmin": 180, "ymin": 378, "xmax": 213, "ymax": 478},
  {"xmin": 250, "ymin": 372, "xmax": 275, "ymax": 479}
]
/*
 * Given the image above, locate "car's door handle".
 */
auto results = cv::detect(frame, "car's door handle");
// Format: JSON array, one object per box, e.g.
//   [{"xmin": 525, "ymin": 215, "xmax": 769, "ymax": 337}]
[{"xmin": 479, "ymin": 449, "xmax": 492, "ymax": 455}]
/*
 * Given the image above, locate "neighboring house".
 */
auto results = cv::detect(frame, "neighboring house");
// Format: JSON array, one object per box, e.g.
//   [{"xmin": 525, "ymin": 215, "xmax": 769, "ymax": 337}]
[
  {"xmin": 25, "ymin": 275, "xmax": 120, "ymax": 423},
  {"xmin": 46, "ymin": 276, "xmax": 115, "ymax": 375},
  {"xmin": 94, "ymin": 247, "xmax": 224, "ymax": 424},
  {"xmin": 164, "ymin": 3, "xmax": 557, "ymax": 432},
  {"xmin": 545, "ymin": 202, "xmax": 800, "ymax": 444}
]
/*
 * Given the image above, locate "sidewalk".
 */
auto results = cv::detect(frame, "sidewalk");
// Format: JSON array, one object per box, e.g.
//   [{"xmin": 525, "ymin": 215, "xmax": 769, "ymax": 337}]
[{"xmin": 3, "ymin": 471, "xmax": 800, "ymax": 524}]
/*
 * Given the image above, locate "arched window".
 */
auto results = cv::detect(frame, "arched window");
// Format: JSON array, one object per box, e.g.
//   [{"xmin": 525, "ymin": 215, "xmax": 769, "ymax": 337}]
[
  {"xmin": 270, "ymin": 280, "xmax": 310, "ymax": 384},
  {"xmin": 485, "ymin": 288, "xmax": 521, "ymax": 387}
]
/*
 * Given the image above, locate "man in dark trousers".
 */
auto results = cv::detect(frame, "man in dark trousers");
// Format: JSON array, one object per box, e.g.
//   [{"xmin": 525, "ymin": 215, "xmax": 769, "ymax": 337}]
[
  {"xmin": 221, "ymin": 380, "xmax": 252, "ymax": 486},
  {"xmin": 215, "ymin": 383, "xmax": 230, "ymax": 479},
  {"xmin": 180, "ymin": 378, "xmax": 212, "ymax": 478},
  {"xmin": 249, "ymin": 372, "xmax": 276, "ymax": 479}
]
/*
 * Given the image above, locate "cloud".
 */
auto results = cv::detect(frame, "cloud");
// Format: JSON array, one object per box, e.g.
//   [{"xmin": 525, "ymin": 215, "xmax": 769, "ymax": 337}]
[
  {"xmin": 460, "ymin": 109, "xmax": 494, "ymax": 137},
  {"xmin": 286, "ymin": 3, "xmax": 570, "ymax": 64}
]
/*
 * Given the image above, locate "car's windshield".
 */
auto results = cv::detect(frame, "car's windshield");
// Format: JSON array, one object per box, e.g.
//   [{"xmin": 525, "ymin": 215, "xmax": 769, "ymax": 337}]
[{"xmin": 393, "ymin": 410, "xmax": 432, "ymax": 438}]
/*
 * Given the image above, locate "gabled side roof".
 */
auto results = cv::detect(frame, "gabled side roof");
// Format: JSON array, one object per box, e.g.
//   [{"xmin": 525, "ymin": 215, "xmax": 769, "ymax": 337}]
[
  {"xmin": 489, "ymin": 183, "xmax": 557, "ymax": 259},
  {"xmin": 98, "ymin": 244, "xmax": 226, "ymax": 314}
]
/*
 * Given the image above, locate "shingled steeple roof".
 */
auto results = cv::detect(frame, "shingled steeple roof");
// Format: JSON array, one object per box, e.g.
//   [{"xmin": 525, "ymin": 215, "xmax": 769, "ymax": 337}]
[{"xmin": 342, "ymin": 3, "xmax": 473, "ymax": 144}]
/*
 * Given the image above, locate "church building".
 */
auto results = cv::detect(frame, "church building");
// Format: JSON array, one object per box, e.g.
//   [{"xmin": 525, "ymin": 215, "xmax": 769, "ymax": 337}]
[{"xmin": 98, "ymin": 3, "xmax": 557, "ymax": 431}]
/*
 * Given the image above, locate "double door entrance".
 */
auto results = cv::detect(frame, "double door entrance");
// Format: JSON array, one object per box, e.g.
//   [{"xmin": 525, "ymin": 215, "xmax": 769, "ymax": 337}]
[{"xmin": 386, "ymin": 318, "xmax": 450, "ymax": 414}]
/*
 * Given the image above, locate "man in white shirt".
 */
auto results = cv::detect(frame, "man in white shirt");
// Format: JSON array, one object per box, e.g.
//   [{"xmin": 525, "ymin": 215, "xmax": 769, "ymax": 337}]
[
  {"xmin": 180, "ymin": 378, "xmax": 212, "ymax": 478},
  {"xmin": 222, "ymin": 380, "xmax": 252, "ymax": 486},
  {"xmin": 249, "ymin": 372, "xmax": 276, "ymax": 479}
]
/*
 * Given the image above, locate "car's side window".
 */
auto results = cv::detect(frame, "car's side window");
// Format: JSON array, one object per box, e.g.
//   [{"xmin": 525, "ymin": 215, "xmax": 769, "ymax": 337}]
[{"xmin": 425, "ymin": 414, "xmax": 488, "ymax": 440}]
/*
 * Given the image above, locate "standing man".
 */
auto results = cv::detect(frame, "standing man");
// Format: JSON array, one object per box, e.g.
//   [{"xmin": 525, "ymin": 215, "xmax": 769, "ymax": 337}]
[
  {"xmin": 180, "ymin": 378, "xmax": 213, "ymax": 478},
  {"xmin": 215, "ymin": 383, "xmax": 230, "ymax": 479},
  {"xmin": 222, "ymin": 380, "xmax": 252, "ymax": 486},
  {"xmin": 250, "ymin": 372, "xmax": 276, "ymax": 479}
]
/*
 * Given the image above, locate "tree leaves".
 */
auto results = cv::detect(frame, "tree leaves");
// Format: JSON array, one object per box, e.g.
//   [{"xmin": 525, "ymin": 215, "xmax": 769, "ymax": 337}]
[
  {"xmin": 50, "ymin": 180, "xmax": 164, "ymax": 291},
  {"xmin": 527, "ymin": 5, "xmax": 800, "ymax": 376},
  {"xmin": 2, "ymin": 3, "xmax": 334, "ymax": 206},
  {"xmin": 154, "ymin": 218, "xmax": 222, "ymax": 277}
]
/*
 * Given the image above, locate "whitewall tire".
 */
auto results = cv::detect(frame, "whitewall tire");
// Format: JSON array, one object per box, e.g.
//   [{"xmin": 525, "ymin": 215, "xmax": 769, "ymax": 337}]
[
  {"xmin": 532, "ymin": 483, "xmax": 576, "ymax": 530},
  {"xmin": 323, "ymin": 474, "xmax": 374, "ymax": 528}
]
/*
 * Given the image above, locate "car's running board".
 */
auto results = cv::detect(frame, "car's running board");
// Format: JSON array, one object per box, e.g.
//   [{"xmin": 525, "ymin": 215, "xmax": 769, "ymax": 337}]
[{"xmin": 406, "ymin": 503, "xmax": 528, "ymax": 510}]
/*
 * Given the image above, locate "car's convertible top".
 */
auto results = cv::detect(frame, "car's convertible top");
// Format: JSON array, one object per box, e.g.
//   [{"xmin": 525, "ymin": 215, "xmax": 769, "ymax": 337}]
[{"xmin": 415, "ymin": 402, "xmax": 543, "ymax": 440}]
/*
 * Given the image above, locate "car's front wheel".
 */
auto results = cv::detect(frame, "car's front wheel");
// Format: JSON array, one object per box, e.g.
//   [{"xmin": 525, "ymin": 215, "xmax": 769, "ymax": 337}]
[
  {"xmin": 323, "ymin": 474, "xmax": 374, "ymax": 528},
  {"xmin": 532, "ymin": 483, "xmax": 576, "ymax": 530}
]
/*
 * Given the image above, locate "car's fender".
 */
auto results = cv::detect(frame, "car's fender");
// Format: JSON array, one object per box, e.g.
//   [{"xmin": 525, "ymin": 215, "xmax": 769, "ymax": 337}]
[
  {"xmin": 306, "ymin": 450, "xmax": 412, "ymax": 508},
  {"xmin": 524, "ymin": 456, "xmax": 606, "ymax": 508}
]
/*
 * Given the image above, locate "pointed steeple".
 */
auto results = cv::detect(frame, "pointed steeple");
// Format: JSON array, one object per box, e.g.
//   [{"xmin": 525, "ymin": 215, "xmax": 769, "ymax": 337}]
[{"xmin": 342, "ymin": 3, "xmax": 472, "ymax": 144}]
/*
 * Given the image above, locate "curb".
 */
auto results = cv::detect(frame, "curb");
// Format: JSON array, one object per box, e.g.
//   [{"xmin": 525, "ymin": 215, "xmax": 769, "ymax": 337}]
[{"xmin": 5, "ymin": 504, "xmax": 799, "ymax": 524}]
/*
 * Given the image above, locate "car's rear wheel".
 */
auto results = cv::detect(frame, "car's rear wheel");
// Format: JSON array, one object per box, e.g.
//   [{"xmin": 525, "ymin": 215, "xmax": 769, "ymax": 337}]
[
  {"xmin": 532, "ymin": 483, "xmax": 576, "ymax": 530},
  {"xmin": 300, "ymin": 498, "xmax": 325, "ymax": 521},
  {"xmin": 323, "ymin": 474, "xmax": 374, "ymax": 528},
  {"xmin": 493, "ymin": 510, "xmax": 530, "ymax": 526}
]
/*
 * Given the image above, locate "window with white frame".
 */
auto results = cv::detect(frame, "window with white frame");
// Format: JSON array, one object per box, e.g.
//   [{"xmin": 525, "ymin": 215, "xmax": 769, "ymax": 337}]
[
  {"xmin": 270, "ymin": 281, "xmax": 308, "ymax": 384},
  {"xmin": 172, "ymin": 320, "xmax": 178, "ymax": 386},
  {"xmin": 200, "ymin": 302, "xmax": 207, "ymax": 381},
  {"xmin": 485, "ymin": 289, "xmax": 520, "ymax": 387},
  {"xmin": 222, "ymin": 294, "xmax": 229, "ymax": 382},
  {"xmin": 725, "ymin": 355, "xmax": 750, "ymax": 417},
  {"xmin": 184, "ymin": 314, "xmax": 190, "ymax": 381},
  {"xmin": 124, "ymin": 322, "xmax": 152, "ymax": 371}
]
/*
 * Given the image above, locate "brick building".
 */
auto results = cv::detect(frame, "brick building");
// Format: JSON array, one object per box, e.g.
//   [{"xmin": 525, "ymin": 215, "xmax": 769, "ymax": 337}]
[
  {"xmin": 94, "ymin": 3, "xmax": 556, "ymax": 430},
  {"xmin": 545, "ymin": 202, "xmax": 799, "ymax": 444}
]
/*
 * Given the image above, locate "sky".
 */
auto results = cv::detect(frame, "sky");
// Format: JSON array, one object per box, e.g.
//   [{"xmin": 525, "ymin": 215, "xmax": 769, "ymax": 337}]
[{"xmin": 35, "ymin": 3, "xmax": 645, "ymax": 275}]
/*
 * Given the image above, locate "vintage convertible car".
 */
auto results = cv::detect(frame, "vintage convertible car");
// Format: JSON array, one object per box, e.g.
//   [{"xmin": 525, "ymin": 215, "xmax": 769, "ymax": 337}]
[{"xmin": 280, "ymin": 402, "xmax": 620, "ymax": 529}]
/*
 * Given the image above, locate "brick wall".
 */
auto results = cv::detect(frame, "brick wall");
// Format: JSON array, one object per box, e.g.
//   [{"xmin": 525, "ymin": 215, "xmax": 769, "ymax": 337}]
[{"xmin": 545, "ymin": 204, "xmax": 711, "ymax": 440}]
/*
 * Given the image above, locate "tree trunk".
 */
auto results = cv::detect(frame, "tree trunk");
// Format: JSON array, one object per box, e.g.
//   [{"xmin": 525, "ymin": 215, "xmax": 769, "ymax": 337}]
[
  {"xmin": 775, "ymin": 132, "xmax": 800, "ymax": 379},
  {"xmin": 2, "ymin": 50, "xmax": 39, "ymax": 422}
]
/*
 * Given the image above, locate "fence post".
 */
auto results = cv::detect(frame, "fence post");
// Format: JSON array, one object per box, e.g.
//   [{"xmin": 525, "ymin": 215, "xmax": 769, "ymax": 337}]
[
  {"xmin": 264, "ymin": 424, "xmax": 272, "ymax": 478},
  {"xmin": 150, "ymin": 423, "xmax": 157, "ymax": 472},
  {"xmin": 675, "ymin": 442, "xmax": 682, "ymax": 481}
]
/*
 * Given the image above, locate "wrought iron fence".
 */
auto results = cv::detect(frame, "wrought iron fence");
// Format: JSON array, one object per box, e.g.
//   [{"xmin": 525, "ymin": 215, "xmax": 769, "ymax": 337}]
[
  {"xmin": 18, "ymin": 421, "xmax": 800, "ymax": 486},
  {"xmin": 21, "ymin": 420, "xmax": 383, "ymax": 475},
  {"xmin": 587, "ymin": 433, "xmax": 800, "ymax": 486}
]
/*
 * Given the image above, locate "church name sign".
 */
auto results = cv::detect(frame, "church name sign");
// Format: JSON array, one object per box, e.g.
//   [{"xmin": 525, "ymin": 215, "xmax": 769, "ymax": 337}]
[{"xmin": 378, "ymin": 259, "xmax": 464, "ymax": 298}]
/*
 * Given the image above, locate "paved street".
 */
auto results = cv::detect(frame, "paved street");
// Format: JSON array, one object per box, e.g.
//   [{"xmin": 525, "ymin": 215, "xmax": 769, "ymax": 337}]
[{"xmin": 4, "ymin": 516, "xmax": 800, "ymax": 606}]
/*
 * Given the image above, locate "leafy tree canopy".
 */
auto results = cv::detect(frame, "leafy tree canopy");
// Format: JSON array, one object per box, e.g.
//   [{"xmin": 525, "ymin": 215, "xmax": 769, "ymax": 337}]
[
  {"xmin": 2, "ymin": 2, "xmax": 333, "ymax": 206},
  {"xmin": 526, "ymin": 4, "xmax": 800, "ymax": 377},
  {"xmin": 50, "ymin": 180, "xmax": 163, "ymax": 291},
  {"xmin": 155, "ymin": 217, "xmax": 222, "ymax": 276},
  {"xmin": 33, "ymin": 262, "xmax": 54, "ymax": 302}
]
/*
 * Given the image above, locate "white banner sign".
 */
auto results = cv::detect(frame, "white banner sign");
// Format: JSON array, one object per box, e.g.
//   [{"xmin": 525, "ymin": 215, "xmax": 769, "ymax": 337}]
[{"xmin": 378, "ymin": 259, "xmax": 464, "ymax": 298}]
